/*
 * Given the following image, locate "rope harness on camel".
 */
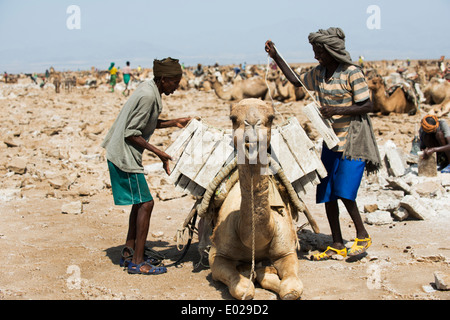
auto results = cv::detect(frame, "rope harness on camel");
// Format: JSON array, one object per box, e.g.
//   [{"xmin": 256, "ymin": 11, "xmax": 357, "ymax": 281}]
[
  {"xmin": 173, "ymin": 151, "xmax": 320, "ymax": 268},
  {"xmin": 195, "ymin": 155, "xmax": 316, "ymax": 228},
  {"xmin": 242, "ymin": 169, "xmax": 256, "ymax": 300}
]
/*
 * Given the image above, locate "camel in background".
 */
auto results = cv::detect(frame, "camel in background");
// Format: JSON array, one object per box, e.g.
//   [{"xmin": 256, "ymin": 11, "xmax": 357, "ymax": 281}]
[
  {"xmin": 210, "ymin": 76, "xmax": 272, "ymax": 101},
  {"xmin": 368, "ymin": 76, "xmax": 417, "ymax": 115},
  {"xmin": 422, "ymin": 78, "xmax": 450, "ymax": 117}
]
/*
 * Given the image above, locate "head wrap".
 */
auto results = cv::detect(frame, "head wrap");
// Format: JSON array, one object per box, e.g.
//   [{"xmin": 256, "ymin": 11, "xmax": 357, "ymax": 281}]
[
  {"xmin": 153, "ymin": 57, "xmax": 182, "ymax": 78},
  {"xmin": 108, "ymin": 62, "xmax": 115, "ymax": 71},
  {"xmin": 308, "ymin": 27, "xmax": 358, "ymax": 66},
  {"xmin": 421, "ymin": 115, "xmax": 440, "ymax": 133}
]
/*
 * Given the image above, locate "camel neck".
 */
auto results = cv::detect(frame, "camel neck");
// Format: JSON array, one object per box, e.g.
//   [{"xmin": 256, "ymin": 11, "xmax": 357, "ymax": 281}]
[
  {"xmin": 237, "ymin": 164, "xmax": 274, "ymax": 248},
  {"xmin": 372, "ymin": 85, "xmax": 388, "ymax": 104}
]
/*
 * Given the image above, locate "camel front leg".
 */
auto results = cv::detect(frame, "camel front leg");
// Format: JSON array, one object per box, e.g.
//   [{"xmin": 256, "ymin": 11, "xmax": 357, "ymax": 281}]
[
  {"xmin": 273, "ymin": 254, "xmax": 303, "ymax": 300},
  {"xmin": 256, "ymin": 266, "xmax": 281, "ymax": 293},
  {"xmin": 209, "ymin": 248, "xmax": 255, "ymax": 300}
]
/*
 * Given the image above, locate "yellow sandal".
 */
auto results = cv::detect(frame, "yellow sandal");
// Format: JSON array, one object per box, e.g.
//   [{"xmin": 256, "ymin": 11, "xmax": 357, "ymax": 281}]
[
  {"xmin": 348, "ymin": 237, "xmax": 372, "ymax": 256},
  {"xmin": 311, "ymin": 246, "xmax": 347, "ymax": 261}
]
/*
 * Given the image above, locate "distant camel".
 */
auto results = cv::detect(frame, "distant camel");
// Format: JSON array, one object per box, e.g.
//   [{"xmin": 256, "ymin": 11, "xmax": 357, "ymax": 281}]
[
  {"xmin": 210, "ymin": 76, "xmax": 271, "ymax": 101},
  {"xmin": 422, "ymin": 78, "xmax": 450, "ymax": 117},
  {"xmin": 275, "ymin": 77, "xmax": 306, "ymax": 102},
  {"xmin": 368, "ymin": 76, "xmax": 417, "ymax": 115}
]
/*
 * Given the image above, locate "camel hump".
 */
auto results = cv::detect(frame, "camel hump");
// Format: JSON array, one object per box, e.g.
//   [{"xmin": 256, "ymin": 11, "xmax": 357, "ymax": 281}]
[
  {"xmin": 236, "ymin": 97, "xmax": 270, "ymax": 106},
  {"xmin": 387, "ymin": 82, "xmax": 419, "ymax": 108}
]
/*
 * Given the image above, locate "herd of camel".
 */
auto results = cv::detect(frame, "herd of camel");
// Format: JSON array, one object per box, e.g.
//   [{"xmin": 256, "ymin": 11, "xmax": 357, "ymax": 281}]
[
  {"xmin": 186, "ymin": 59, "xmax": 449, "ymax": 117},
  {"xmin": 2, "ymin": 59, "xmax": 449, "ymax": 117}
]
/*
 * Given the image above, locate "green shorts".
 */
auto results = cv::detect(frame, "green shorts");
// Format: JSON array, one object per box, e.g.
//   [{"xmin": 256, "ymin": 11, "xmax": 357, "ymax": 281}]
[
  {"xmin": 123, "ymin": 73, "xmax": 131, "ymax": 84},
  {"xmin": 107, "ymin": 160, "xmax": 153, "ymax": 205}
]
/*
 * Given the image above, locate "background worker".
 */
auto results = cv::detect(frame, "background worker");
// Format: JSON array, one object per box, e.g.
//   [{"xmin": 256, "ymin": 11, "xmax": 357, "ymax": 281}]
[
  {"xmin": 420, "ymin": 115, "xmax": 450, "ymax": 173},
  {"xmin": 122, "ymin": 61, "xmax": 136, "ymax": 96},
  {"xmin": 108, "ymin": 62, "xmax": 118, "ymax": 93}
]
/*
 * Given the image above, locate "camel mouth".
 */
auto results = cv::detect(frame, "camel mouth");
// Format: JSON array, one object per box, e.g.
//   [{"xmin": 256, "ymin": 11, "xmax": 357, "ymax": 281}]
[
  {"xmin": 244, "ymin": 142, "xmax": 259, "ymax": 163},
  {"xmin": 245, "ymin": 142, "xmax": 258, "ymax": 150},
  {"xmin": 234, "ymin": 123, "xmax": 270, "ymax": 164}
]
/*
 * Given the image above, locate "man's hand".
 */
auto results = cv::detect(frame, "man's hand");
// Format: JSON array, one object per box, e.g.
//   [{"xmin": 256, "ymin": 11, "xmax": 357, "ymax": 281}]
[
  {"xmin": 265, "ymin": 40, "xmax": 277, "ymax": 59},
  {"xmin": 319, "ymin": 105, "xmax": 336, "ymax": 119},
  {"xmin": 162, "ymin": 159, "xmax": 171, "ymax": 175},
  {"xmin": 157, "ymin": 117, "xmax": 193, "ymax": 129},
  {"xmin": 319, "ymin": 99, "xmax": 373, "ymax": 119},
  {"xmin": 422, "ymin": 147, "xmax": 435, "ymax": 159},
  {"xmin": 155, "ymin": 149, "xmax": 173, "ymax": 175},
  {"xmin": 125, "ymin": 135, "xmax": 174, "ymax": 175},
  {"xmin": 174, "ymin": 117, "xmax": 192, "ymax": 128}
]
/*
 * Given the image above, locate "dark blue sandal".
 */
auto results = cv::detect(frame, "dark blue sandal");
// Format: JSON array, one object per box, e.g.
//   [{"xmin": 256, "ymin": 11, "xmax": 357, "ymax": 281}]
[
  {"xmin": 127, "ymin": 261, "xmax": 167, "ymax": 275},
  {"xmin": 120, "ymin": 255, "xmax": 161, "ymax": 267},
  {"xmin": 120, "ymin": 247, "xmax": 162, "ymax": 267},
  {"xmin": 119, "ymin": 247, "xmax": 133, "ymax": 267}
]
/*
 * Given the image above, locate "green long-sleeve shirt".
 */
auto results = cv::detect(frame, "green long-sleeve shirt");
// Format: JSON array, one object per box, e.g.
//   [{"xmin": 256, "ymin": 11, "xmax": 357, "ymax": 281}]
[{"xmin": 101, "ymin": 80, "xmax": 162, "ymax": 173}]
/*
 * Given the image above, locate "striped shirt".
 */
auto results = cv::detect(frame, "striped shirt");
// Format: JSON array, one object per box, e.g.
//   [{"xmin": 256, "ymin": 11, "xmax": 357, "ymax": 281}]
[{"xmin": 300, "ymin": 64, "xmax": 370, "ymax": 151}]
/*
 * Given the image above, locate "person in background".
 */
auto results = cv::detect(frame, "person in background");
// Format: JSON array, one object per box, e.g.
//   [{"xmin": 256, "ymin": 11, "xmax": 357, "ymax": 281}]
[
  {"xmin": 358, "ymin": 56, "xmax": 364, "ymax": 68},
  {"xmin": 193, "ymin": 63, "xmax": 204, "ymax": 77},
  {"xmin": 420, "ymin": 115, "xmax": 450, "ymax": 173},
  {"xmin": 122, "ymin": 61, "xmax": 136, "ymax": 97},
  {"xmin": 108, "ymin": 62, "xmax": 118, "ymax": 93}
]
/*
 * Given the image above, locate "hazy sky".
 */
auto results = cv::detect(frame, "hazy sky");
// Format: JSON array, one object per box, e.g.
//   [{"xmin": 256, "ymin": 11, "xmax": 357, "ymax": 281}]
[{"xmin": 0, "ymin": 0, "xmax": 448, "ymax": 73}]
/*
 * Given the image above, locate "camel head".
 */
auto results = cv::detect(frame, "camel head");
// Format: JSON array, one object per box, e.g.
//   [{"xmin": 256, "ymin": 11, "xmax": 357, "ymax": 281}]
[
  {"xmin": 267, "ymin": 69, "xmax": 280, "ymax": 81},
  {"xmin": 367, "ymin": 76, "xmax": 384, "ymax": 91},
  {"xmin": 203, "ymin": 73, "xmax": 215, "ymax": 83},
  {"xmin": 230, "ymin": 98, "xmax": 275, "ymax": 164}
]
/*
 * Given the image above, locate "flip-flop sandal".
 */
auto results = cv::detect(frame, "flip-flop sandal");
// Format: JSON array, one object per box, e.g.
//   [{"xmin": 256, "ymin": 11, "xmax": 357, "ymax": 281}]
[
  {"xmin": 120, "ymin": 256, "xmax": 161, "ymax": 267},
  {"xmin": 120, "ymin": 247, "xmax": 162, "ymax": 267},
  {"xmin": 348, "ymin": 237, "xmax": 372, "ymax": 256},
  {"xmin": 310, "ymin": 246, "xmax": 347, "ymax": 261},
  {"xmin": 127, "ymin": 261, "xmax": 167, "ymax": 275},
  {"xmin": 119, "ymin": 247, "xmax": 133, "ymax": 267}
]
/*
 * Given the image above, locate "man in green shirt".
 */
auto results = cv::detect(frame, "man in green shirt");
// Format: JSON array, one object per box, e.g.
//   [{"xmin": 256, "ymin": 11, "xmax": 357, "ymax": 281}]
[{"xmin": 102, "ymin": 57, "xmax": 190, "ymax": 275}]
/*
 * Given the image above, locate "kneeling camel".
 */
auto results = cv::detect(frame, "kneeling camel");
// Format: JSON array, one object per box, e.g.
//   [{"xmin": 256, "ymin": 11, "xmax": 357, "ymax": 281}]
[{"xmin": 208, "ymin": 98, "xmax": 304, "ymax": 300}]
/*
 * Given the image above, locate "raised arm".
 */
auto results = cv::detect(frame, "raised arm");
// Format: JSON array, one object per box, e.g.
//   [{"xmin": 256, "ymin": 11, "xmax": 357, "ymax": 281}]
[{"xmin": 265, "ymin": 40, "xmax": 302, "ymax": 87}]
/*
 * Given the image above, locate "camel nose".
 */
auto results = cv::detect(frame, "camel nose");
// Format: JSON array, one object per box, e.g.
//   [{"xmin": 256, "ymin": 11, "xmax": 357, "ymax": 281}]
[{"xmin": 244, "ymin": 119, "xmax": 261, "ymax": 142}]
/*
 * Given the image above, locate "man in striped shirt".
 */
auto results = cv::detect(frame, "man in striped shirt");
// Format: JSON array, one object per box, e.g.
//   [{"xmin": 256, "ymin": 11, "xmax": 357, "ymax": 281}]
[
  {"xmin": 265, "ymin": 27, "xmax": 376, "ymax": 261},
  {"xmin": 300, "ymin": 61, "xmax": 371, "ymax": 152}
]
